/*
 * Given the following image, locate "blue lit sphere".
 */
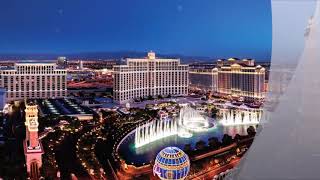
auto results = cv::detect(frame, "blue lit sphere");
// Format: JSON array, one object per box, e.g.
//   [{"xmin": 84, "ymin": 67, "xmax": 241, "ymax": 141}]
[{"xmin": 153, "ymin": 147, "xmax": 190, "ymax": 180}]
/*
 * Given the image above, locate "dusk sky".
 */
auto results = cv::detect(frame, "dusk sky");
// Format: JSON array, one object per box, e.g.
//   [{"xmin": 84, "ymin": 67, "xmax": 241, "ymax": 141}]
[{"xmin": 0, "ymin": 0, "xmax": 272, "ymax": 60}]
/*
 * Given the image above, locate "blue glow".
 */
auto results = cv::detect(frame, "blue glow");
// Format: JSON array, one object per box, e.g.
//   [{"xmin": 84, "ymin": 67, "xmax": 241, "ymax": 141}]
[{"xmin": 154, "ymin": 147, "xmax": 190, "ymax": 180}]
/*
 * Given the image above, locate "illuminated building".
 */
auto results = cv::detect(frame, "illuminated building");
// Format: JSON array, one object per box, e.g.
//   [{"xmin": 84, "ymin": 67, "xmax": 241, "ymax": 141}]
[
  {"xmin": 24, "ymin": 102, "xmax": 43, "ymax": 180},
  {"xmin": 67, "ymin": 60, "xmax": 116, "ymax": 69},
  {"xmin": 189, "ymin": 68, "xmax": 218, "ymax": 92},
  {"xmin": 0, "ymin": 88, "xmax": 6, "ymax": 110},
  {"xmin": 189, "ymin": 58, "xmax": 265, "ymax": 101},
  {"xmin": 217, "ymin": 59, "xmax": 265, "ymax": 101},
  {"xmin": 113, "ymin": 52, "xmax": 189, "ymax": 104},
  {"xmin": 57, "ymin": 56, "xmax": 68, "ymax": 68},
  {"xmin": 153, "ymin": 147, "xmax": 190, "ymax": 180},
  {"xmin": 216, "ymin": 58, "xmax": 255, "ymax": 67},
  {"xmin": 0, "ymin": 62, "xmax": 67, "ymax": 102},
  {"xmin": 79, "ymin": 60, "xmax": 84, "ymax": 70}
]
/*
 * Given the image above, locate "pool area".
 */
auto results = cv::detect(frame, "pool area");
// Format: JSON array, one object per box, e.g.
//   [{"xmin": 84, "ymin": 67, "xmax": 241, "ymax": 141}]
[{"xmin": 36, "ymin": 98, "xmax": 94, "ymax": 120}]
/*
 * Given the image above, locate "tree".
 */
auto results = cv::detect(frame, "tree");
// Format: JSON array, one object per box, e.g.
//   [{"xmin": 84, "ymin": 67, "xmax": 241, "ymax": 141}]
[
  {"xmin": 208, "ymin": 137, "xmax": 221, "ymax": 149},
  {"xmin": 234, "ymin": 134, "xmax": 242, "ymax": 142},
  {"xmin": 78, "ymin": 91, "xmax": 85, "ymax": 97},
  {"xmin": 147, "ymin": 95, "xmax": 153, "ymax": 100},
  {"xmin": 184, "ymin": 144, "xmax": 193, "ymax": 152},
  {"xmin": 222, "ymin": 134, "xmax": 233, "ymax": 146},
  {"xmin": 101, "ymin": 92, "xmax": 111, "ymax": 97},
  {"xmin": 195, "ymin": 140, "xmax": 206, "ymax": 150},
  {"xmin": 247, "ymin": 126, "xmax": 256, "ymax": 137},
  {"xmin": 90, "ymin": 92, "xmax": 96, "ymax": 98},
  {"xmin": 134, "ymin": 98, "xmax": 140, "ymax": 102}
]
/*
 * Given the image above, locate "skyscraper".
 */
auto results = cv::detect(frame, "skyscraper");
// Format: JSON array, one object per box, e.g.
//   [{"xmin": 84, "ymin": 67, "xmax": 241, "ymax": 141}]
[
  {"xmin": 189, "ymin": 68, "xmax": 218, "ymax": 92},
  {"xmin": 0, "ymin": 62, "xmax": 67, "ymax": 102},
  {"xmin": 217, "ymin": 61, "xmax": 265, "ymax": 101},
  {"xmin": 0, "ymin": 88, "xmax": 6, "ymax": 110},
  {"xmin": 189, "ymin": 58, "xmax": 265, "ymax": 101},
  {"xmin": 79, "ymin": 60, "xmax": 84, "ymax": 70},
  {"xmin": 113, "ymin": 52, "xmax": 189, "ymax": 104}
]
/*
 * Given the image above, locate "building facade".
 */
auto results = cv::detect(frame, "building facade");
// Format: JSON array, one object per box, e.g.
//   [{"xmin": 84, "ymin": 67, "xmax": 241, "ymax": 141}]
[
  {"xmin": 189, "ymin": 58, "xmax": 266, "ymax": 101},
  {"xmin": 189, "ymin": 68, "xmax": 218, "ymax": 92},
  {"xmin": 24, "ymin": 103, "xmax": 43, "ymax": 180},
  {"xmin": 217, "ymin": 63, "xmax": 265, "ymax": 101},
  {"xmin": 0, "ymin": 62, "xmax": 67, "ymax": 102},
  {"xmin": 113, "ymin": 52, "xmax": 189, "ymax": 104},
  {"xmin": 0, "ymin": 88, "xmax": 6, "ymax": 110}
]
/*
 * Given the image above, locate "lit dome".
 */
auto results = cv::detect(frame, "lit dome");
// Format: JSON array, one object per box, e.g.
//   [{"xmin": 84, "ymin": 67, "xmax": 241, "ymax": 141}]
[{"xmin": 153, "ymin": 147, "xmax": 190, "ymax": 180}]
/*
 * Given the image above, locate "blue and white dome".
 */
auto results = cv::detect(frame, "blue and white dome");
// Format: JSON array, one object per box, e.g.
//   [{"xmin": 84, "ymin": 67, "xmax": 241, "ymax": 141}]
[{"xmin": 153, "ymin": 147, "xmax": 190, "ymax": 180}]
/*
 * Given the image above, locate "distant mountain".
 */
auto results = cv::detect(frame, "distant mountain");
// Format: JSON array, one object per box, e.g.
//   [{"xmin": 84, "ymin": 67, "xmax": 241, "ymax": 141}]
[
  {"xmin": 0, "ymin": 51, "xmax": 211, "ymax": 62},
  {"xmin": 0, "ymin": 51, "xmax": 270, "ymax": 63},
  {"xmin": 0, "ymin": 53, "xmax": 60, "ymax": 60}
]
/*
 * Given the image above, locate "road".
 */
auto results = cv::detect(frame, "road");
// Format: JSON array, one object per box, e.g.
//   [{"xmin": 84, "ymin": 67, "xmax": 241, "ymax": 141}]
[
  {"xmin": 190, "ymin": 157, "xmax": 241, "ymax": 180},
  {"xmin": 191, "ymin": 143, "xmax": 237, "ymax": 161}
]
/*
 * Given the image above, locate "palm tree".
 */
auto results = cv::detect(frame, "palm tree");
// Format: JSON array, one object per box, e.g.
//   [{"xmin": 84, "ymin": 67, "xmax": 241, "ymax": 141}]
[
  {"xmin": 247, "ymin": 126, "xmax": 256, "ymax": 137},
  {"xmin": 147, "ymin": 95, "xmax": 153, "ymax": 100},
  {"xmin": 234, "ymin": 134, "xmax": 242, "ymax": 142},
  {"xmin": 195, "ymin": 140, "xmax": 206, "ymax": 150},
  {"xmin": 208, "ymin": 137, "xmax": 221, "ymax": 149},
  {"xmin": 222, "ymin": 134, "xmax": 233, "ymax": 146},
  {"xmin": 184, "ymin": 144, "xmax": 193, "ymax": 152}
]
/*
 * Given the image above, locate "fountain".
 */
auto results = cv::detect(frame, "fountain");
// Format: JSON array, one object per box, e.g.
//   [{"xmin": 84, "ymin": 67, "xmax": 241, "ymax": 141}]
[
  {"xmin": 220, "ymin": 109, "xmax": 262, "ymax": 126},
  {"xmin": 135, "ymin": 106, "xmax": 211, "ymax": 148},
  {"xmin": 178, "ymin": 106, "xmax": 209, "ymax": 133},
  {"xmin": 135, "ymin": 119, "xmax": 177, "ymax": 148}
]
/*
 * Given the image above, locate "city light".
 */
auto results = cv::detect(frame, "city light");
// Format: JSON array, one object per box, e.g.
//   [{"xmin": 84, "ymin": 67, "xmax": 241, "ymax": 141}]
[{"xmin": 0, "ymin": 1, "xmax": 275, "ymax": 178}]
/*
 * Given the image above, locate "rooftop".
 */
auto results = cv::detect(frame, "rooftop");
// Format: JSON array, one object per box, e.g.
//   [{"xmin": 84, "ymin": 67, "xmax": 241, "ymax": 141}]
[
  {"xmin": 16, "ymin": 61, "xmax": 54, "ymax": 63},
  {"xmin": 36, "ymin": 98, "xmax": 94, "ymax": 116},
  {"xmin": 16, "ymin": 62, "xmax": 56, "ymax": 65}
]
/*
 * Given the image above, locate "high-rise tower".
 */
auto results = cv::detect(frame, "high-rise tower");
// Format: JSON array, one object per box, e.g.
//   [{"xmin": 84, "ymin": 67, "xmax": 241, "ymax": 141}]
[
  {"xmin": 113, "ymin": 52, "xmax": 189, "ymax": 104},
  {"xmin": 24, "ymin": 102, "xmax": 43, "ymax": 180},
  {"xmin": 0, "ymin": 62, "xmax": 67, "ymax": 102}
]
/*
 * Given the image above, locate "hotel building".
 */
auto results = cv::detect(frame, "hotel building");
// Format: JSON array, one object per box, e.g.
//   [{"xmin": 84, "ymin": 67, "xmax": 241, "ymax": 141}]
[
  {"xmin": 113, "ymin": 52, "xmax": 189, "ymax": 104},
  {"xmin": 189, "ymin": 68, "xmax": 218, "ymax": 92},
  {"xmin": 0, "ymin": 62, "xmax": 67, "ymax": 102},
  {"xmin": 0, "ymin": 88, "xmax": 6, "ymax": 110},
  {"xmin": 189, "ymin": 58, "xmax": 266, "ymax": 101}
]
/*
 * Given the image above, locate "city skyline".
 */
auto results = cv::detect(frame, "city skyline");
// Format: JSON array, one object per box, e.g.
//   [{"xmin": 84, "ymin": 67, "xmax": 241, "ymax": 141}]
[
  {"xmin": 0, "ymin": 0, "xmax": 272, "ymax": 60},
  {"xmin": 0, "ymin": 1, "xmax": 275, "ymax": 180}
]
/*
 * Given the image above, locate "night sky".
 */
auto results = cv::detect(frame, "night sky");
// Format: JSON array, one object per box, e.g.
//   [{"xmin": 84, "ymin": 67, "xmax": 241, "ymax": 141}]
[{"xmin": 0, "ymin": 0, "xmax": 272, "ymax": 60}]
